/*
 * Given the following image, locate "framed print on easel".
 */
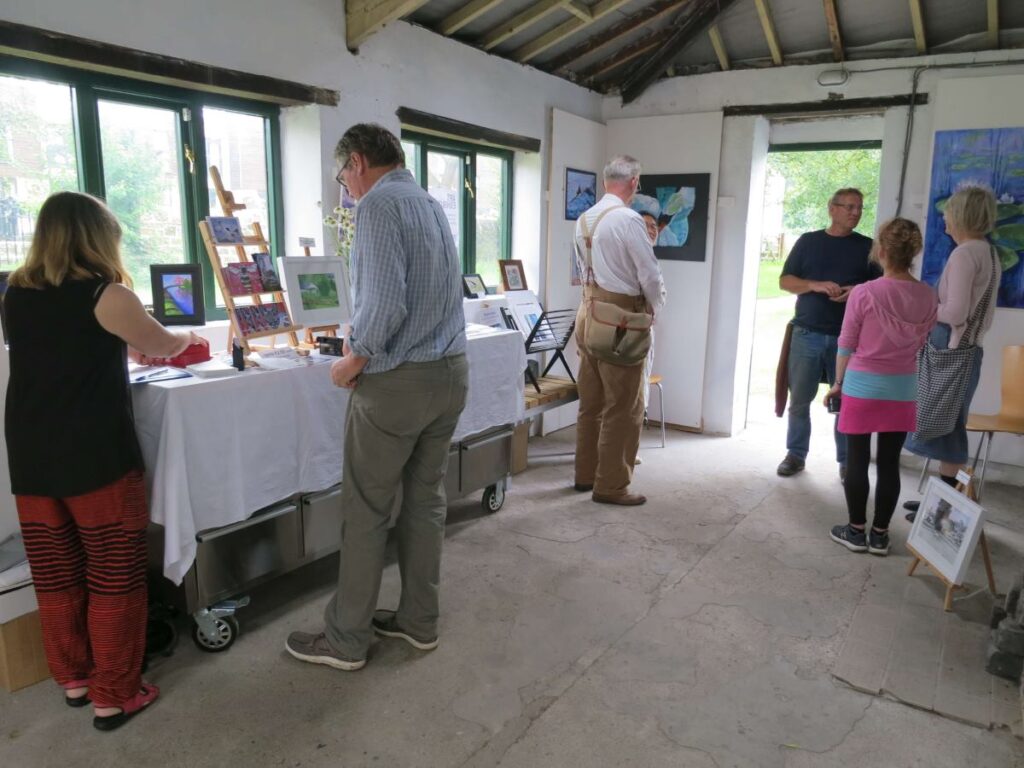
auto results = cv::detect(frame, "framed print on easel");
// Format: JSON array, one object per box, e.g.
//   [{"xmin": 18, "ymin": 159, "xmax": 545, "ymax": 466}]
[
  {"xmin": 150, "ymin": 264, "xmax": 205, "ymax": 326},
  {"xmin": 498, "ymin": 259, "xmax": 527, "ymax": 292}
]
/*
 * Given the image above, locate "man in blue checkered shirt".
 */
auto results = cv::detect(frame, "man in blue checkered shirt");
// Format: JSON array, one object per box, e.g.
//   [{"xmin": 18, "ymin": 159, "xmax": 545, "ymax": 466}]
[{"xmin": 287, "ymin": 124, "xmax": 468, "ymax": 671}]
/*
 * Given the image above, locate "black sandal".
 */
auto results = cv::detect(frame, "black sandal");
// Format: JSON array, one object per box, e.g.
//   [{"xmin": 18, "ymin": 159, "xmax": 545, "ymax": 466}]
[{"xmin": 92, "ymin": 683, "xmax": 160, "ymax": 732}]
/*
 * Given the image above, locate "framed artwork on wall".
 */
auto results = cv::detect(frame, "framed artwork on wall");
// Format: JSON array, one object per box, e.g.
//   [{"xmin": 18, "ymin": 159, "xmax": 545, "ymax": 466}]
[
  {"xmin": 150, "ymin": 264, "xmax": 205, "ymax": 326},
  {"xmin": 565, "ymin": 168, "xmax": 597, "ymax": 221},
  {"xmin": 498, "ymin": 259, "xmax": 527, "ymax": 292},
  {"xmin": 280, "ymin": 256, "xmax": 351, "ymax": 327},
  {"xmin": 630, "ymin": 173, "xmax": 711, "ymax": 262}
]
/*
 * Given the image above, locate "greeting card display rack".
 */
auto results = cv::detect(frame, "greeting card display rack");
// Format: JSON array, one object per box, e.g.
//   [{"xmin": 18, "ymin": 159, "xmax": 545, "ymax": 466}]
[
  {"xmin": 202, "ymin": 166, "xmax": 302, "ymax": 353},
  {"xmin": 510, "ymin": 308, "xmax": 575, "ymax": 393}
]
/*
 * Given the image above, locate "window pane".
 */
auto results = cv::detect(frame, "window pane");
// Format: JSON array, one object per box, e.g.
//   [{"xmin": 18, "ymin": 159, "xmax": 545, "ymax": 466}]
[
  {"xmin": 204, "ymin": 108, "xmax": 269, "ymax": 235},
  {"xmin": 401, "ymin": 140, "xmax": 419, "ymax": 184},
  {"xmin": 98, "ymin": 100, "xmax": 187, "ymax": 306},
  {"xmin": 0, "ymin": 75, "xmax": 79, "ymax": 270},
  {"xmin": 427, "ymin": 151, "xmax": 462, "ymax": 254},
  {"xmin": 475, "ymin": 154, "xmax": 505, "ymax": 287}
]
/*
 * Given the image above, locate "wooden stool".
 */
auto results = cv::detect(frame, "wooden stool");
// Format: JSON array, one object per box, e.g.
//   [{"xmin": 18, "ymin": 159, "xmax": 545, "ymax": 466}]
[{"xmin": 648, "ymin": 374, "xmax": 666, "ymax": 448}]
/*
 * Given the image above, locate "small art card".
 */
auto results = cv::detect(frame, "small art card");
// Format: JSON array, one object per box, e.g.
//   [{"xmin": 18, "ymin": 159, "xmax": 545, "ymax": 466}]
[
  {"xmin": 222, "ymin": 263, "xmax": 264, "ymax": 296},
  {"xmin": 207, "ymin": 216, "xmax": 246, "ymax": 245},
  {"xmin": 234, "ymin": 302, "xmax": 295, "ymax": 337},
  {"xmin": 252, "ymin": 252, "xmax": 283, "ymax": 292}
]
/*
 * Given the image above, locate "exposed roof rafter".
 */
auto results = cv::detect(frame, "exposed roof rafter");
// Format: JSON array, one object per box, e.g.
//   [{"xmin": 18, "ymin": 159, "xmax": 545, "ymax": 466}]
[
  {"xmin": 753, "ymin": 0, "xmax": 783, "ymax": 65},
  {"xmin": 822, "ymin": 0, "xmax": 844, "ymax": 62},
  {"xmin": 708, "ymin": 23, "xmax": 729, "ymax": 70},
  {"xmin": 579, "ymin": 29, "xmax": 674, "ymax": 83},
  {"xmin": 479, "ymin": 0, "xmax": 573, "ymax": 51},
  {"xmin": 512, "ymin": 0, "xmax": 634, "ymax": 62},
  {"xmin": 347, "ymin": 0, "xmax": 432, "ymax": 49},
  {"xmin": 544, "ymin": 0, "xmax": 692, "ymax": 73},
  {"xmin": 988, "ymin": 0, "xmax": 1000, "ymax": 49},
  {"xmin": 437, "ymin": 0, "xmax": 505, "ymax": 36},
  {"xmin": 908, "ymin": 0, "xmax": 927, "ymax": 54},
  {"xmin": 619, "ymin": 0, "xmax": 741, "ymax": 104}
]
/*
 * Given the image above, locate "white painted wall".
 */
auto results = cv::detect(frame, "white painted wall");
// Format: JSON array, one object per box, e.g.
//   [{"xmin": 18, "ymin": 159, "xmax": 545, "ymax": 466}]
[
  {"xmin": 606, "ymin": 112, "xmax": 723, "ymax": 430},
  {"xmin": 540, "ymin": 109, "xmax": 607, "ymax": 434},
  {"xmin": 603, "ymin": 50, "xmax": 1024, "ymax": 473}
]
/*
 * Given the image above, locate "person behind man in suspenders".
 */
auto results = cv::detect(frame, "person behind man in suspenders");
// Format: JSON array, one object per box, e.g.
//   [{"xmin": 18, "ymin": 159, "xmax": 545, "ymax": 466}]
[{"xmin": 572, "ymin": 156, "xmax": 667, "ymax": 506}]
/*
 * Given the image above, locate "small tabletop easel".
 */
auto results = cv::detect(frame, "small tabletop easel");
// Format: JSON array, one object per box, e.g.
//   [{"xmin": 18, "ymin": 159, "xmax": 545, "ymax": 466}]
[
  {"xmin": 906, "ymin": 470, "xmax": 997, "ymax": 612},
  {"xmin": 521, "ymin": 309, "xmax": 576, "ymax": 394},
  {"xmin": 203, "ymin": 166, "xmax": 302, "ymax": 353},
  {"xmin": 300, "ymin": 239, "xmax": 341, "ymax": 345}
]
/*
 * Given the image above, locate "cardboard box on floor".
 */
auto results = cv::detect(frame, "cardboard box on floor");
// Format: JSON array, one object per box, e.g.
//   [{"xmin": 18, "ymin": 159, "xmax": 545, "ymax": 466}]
[
  {"xmin": 0, "ymin": 585, "xmax": 51, "ymax": 692},
  {"xmin": 511, "ymin": 422, "xmax": 529, "ymax": 475}
]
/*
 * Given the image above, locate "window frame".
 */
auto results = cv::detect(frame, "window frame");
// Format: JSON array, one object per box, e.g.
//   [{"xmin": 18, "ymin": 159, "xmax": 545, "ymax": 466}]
[
  {"xmin": 0, "ymin": 55, "xmax": 284, "ymax": 320},
  {"xmin": 401, "ymin": 130, "xmax": 513, "ymax": 275}
]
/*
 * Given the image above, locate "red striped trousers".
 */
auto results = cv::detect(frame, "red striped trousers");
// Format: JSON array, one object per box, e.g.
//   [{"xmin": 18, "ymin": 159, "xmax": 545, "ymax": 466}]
[{"xmin": 16, "ymin": 471, "xmax": 148, "ymax": 707}]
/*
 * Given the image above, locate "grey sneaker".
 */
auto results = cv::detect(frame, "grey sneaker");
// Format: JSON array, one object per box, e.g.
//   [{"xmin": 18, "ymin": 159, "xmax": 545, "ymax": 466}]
[
  {"xmin": 830, "ymin": 524, "xmax": 867, "ymax": 553},
  {"xmin": 285, "ymin": 631, "xmax": 366, "ymax": 671},
  {"xmin": 372, "ymin": 611, "xmax": 438, "ymax": 651},
  {"xmin": 868, "ymin": 529, "xmax": 890, "ymax": 556},
  {"xmin": 777, "ymin": 454, "xmax": 805, "ymax": 477}
]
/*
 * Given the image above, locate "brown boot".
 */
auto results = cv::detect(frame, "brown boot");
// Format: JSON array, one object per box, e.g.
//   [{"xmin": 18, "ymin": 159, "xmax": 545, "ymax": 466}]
[{"xmin": 592, "ymin": 492, "xmax": 647, "ymax": 506}]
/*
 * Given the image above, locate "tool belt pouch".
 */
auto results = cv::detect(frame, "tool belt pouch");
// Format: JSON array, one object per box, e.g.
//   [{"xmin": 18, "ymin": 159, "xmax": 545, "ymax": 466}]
[{"xmin": 584, "ymin": 299, "xmax": 652, "ymax": 366}]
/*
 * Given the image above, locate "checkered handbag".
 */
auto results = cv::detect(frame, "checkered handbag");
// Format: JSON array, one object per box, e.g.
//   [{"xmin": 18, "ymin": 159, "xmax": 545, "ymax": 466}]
[{"xmin": 912, "ymin": 247, "xmax": 998, "ymax": 441}]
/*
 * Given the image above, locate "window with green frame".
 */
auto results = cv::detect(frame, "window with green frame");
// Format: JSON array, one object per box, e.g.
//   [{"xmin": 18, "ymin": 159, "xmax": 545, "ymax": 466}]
[
  {"xmin": 400, "ymin": 132, "xmax": 512, "ymax": 289},
  {"xmin": 0, "ymin": 57, "xmax": 283, "ymax": 318}
]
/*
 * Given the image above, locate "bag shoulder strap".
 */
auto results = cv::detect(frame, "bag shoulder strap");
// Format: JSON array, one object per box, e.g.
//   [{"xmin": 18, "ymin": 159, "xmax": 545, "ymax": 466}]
[
  {"xmin": 577, "ymin": 205, "xmax": 625, "ymax": 284},
  {"xmin": 959, "ymin": 245, "xmax": 999, "ymax": 347}
]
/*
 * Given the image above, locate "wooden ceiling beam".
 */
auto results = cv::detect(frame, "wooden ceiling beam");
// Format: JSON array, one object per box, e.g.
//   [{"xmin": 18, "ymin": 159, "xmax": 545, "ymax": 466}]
[
  {"xmin": 438, "ymin": 0, "xmax": 505, "ymax": 36},
  {"xmin": 566, "ymin": 1, "xmax": 593, "ymax": 21},
  {"xmin": 908, "ymin": 0, "xmax": 927, "ymax": 54},
  {"xmin": 988, "ymin": 0, "xmax": 1000, "ymax": 49},
  {"xmin": 753, "ymin": 0, "xmax": 783, "ymax": 65},
  {"xmin": 708, "ymin": 24, "xmax": 729, "ymax": 71},
  {"xmin": 579, "ymin": 29, "xmax": 673, "ymax": 82},
  {"xmin": 512, "ymin": 0, "xmax": 633, "ymax": 62},
  {"xmin": 479, "ymin": 0, "xmax": 573, "ymax": 50},
  {"xmin": 544, "ymin": 0, "xmax": 691, "ymax": 72},
  {"xmin": 822, "ymin": 0, "xmax": 843, "ymax": 62},
  {"xmin": 619, "ymin": 0, "xmax": 740, "ymax": 104},
  {"xmin": 347, "ymin": 0, "xmax": 431, "ymax": 49}
]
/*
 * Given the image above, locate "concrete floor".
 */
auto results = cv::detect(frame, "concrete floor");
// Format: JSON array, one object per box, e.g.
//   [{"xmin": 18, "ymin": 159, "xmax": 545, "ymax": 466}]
[{"xmin": 1, "ymin": 413, "xmax": 1023, "ymax": 768}]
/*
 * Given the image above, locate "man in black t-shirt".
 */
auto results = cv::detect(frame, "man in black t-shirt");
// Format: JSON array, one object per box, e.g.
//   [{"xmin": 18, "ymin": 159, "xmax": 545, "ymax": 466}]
[{"xmin": 777, "ymin": 188, "xmax": 880, "ymax": 480}]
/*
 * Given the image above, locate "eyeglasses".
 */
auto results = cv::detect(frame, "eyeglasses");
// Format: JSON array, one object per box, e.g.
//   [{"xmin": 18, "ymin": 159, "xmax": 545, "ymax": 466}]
[
  {"xmin": 833, "ymin": 202, "xmax": 863, "ymax": 212},
  {"xmin": 335, "ymin": 158, "xmax": 353, "ymax": 185}
]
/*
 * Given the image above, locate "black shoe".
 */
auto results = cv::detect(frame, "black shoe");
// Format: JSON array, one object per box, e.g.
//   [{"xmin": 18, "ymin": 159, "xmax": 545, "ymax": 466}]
[
  {"xmin": 903, "ymin": 500, "xmax": 920, "ymax": 523},
  {"xmin": 372, "ymin": 611, "xmax": 438, "ymax": 651},
  {"xmin": 868, "ymin": 529, "xmax": 890, "ymax": 556},
  {"xmin": 830, "ymin": 524, "xmax": 867, "ymax": 552},
  {"xmin": 777, "ymin": 454, "xmax": 805, "ymax": 477},
  {"xmin": 573, "ymin": 483, "xmax": 594, "ymax": 492}
]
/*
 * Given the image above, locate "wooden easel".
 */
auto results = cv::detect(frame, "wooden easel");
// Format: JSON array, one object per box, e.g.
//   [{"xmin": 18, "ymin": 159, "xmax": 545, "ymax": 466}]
[
  {"xmin": 203, "ymin": 166, "xmax": 302, "ymax": 353},
  {"xmin": 300, "ymin": 241, "xmax": 341, "ymax": 345},
  {"xmin": 906, "ymin": 470, "xmax": 997, "ymax": 612}
]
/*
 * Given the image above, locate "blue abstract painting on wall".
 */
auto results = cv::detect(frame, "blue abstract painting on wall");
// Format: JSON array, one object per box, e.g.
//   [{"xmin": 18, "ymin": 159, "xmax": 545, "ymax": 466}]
[
  {"xmin": 924, "ymin": 127, "xmax": 1024, "ymax": 309},
  {"xmin": 565, "ymin": 168, "xmax": 597, "ymax": 221},
  {"xmin": 630, "ymin": 173, "xmax": 711, "ymax": 262}
]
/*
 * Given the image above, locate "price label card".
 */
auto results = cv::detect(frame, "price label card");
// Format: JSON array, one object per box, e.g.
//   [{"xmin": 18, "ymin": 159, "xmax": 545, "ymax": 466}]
[
  {"xmin": 298, "ymin": 237, "xmax": 316, "ymax": 248},
  {"xmin": 956, "ymin": 469, "xmax": 972, "ymax": 487}
]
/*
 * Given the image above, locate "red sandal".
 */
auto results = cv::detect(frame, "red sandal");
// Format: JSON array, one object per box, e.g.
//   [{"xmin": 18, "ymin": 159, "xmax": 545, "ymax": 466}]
[
  {"xmin": 61, "ymin": 679, "xmax": 91, "ymax": 708},
  {"xmin": 92, "ymin": 683, "xmax": 160, "ymax": 732}
]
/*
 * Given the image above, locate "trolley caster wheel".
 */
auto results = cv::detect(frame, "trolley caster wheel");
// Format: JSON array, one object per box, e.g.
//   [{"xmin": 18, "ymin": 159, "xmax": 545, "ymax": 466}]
[
  {"xmin": 192, "ymin": 615, "xmax": 238, "ymax": 653},
  {"xmin": 482, "ymin": 484, "xmax": 505, "ymax": 513}
]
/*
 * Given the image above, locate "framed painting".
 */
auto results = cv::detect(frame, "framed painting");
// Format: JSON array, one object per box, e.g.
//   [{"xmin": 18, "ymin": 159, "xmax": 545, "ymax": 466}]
[
  {"xmin": 630, "ymin": 173, "xmax": 711, "ymax": 262},
  {"xmin": 565, "ymin": 168, "xmax": 597, "ymax": 221},
  {"xmin": 150, "ymin": 264, "xmax": 205, "ymax": 326}
]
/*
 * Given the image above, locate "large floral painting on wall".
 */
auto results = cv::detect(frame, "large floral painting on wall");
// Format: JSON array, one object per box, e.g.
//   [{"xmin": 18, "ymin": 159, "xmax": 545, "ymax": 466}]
[{"xmin": 924, "ymin": 127, "xmax": 1024, "ymax": 309}]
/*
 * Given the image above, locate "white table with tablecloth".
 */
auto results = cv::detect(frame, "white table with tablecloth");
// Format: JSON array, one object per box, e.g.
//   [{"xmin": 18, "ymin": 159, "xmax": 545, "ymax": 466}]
[{"xmin": 132, "ymin": 326, "xmax": 525, "ymax": 584}]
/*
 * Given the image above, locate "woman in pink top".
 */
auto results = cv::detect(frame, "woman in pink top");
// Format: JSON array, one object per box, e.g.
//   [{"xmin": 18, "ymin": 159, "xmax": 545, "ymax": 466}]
[{"xmin": 826, "ymin": 219, "xmax": 937, "ymax": 556}]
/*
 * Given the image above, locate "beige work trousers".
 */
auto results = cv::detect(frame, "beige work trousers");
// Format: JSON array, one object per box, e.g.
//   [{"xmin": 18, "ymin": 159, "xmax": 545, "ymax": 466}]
[{"xmin": 573, "ymin": 284, "xmax": 648, "ymax": 497}]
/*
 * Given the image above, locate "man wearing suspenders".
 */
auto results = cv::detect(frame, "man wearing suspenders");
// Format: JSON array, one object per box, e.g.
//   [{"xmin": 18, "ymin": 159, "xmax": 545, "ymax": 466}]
[{"xmin": 573, "ymin": 156, "xmax": 667, "ymax": 506}]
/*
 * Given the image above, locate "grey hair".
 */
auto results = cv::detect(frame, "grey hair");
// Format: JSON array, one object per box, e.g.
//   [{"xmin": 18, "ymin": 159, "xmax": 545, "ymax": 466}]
[
  {"xmin": 829, "ymin": 187, "xmax": 863, "ymax": 206},
  {"xmin": 603, "ymin": 155, "xmax": 642, "ymax": 182}
]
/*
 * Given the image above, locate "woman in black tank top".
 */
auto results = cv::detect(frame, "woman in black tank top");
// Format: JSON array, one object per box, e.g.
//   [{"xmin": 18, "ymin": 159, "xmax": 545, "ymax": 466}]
[{"xmin": 4, "ymin": 192, "xmax": 204, "ymax": 731}]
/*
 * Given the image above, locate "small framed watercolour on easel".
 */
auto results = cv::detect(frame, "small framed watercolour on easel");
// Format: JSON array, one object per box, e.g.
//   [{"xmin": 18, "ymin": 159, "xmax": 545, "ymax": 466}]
[
  {"xmin": 150, "ymin": 264, "xmax": 205, "ymax": 326},
  {"xmin": 498, "ymin": 259, "xmax": 527, "ymax": 292},
  {"xmin": 906, "ymin": 475, "xmax": 996, "ymax": 611}
]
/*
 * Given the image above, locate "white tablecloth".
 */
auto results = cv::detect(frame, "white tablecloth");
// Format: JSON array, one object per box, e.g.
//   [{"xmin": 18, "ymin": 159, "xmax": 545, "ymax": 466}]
[{"xmin": 134, "ymin": 328, "xmax": 525, "ymax": 584}]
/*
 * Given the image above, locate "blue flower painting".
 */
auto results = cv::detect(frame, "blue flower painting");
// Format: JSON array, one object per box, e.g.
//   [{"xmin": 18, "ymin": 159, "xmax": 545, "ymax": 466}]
[
  {"xmin": 630, "ymin": 173, "xmax": 711, "ymax": 262},
  {"xmin": 924, "ymin": 128, "xmax": 1024, "ymax": 309}
]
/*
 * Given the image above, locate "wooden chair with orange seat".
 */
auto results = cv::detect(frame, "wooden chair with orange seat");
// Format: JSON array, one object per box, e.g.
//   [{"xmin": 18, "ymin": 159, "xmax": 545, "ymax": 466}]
[{"xmin": 966, "ymin": 345, "xmax": 1024, "ymax": 501}]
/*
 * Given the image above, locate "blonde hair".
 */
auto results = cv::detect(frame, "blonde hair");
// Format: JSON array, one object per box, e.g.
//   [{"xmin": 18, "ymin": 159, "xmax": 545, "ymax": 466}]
[
  {"xmin": 944, "ymin": 184, "xmax": 997, "ymax": 236},
  {"xmin": 872, "ymin": 218, "xmax": 922, "ymax": 272},
  {"xmin": 9, "ymin": 192, "xmax": 131, "ymax": 290}
]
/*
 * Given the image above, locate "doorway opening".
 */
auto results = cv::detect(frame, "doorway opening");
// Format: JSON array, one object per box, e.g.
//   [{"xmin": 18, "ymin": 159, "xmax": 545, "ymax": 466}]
[{"xmin": 744, "ymin": 142, "xmax": 883, "ymax": 450}]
